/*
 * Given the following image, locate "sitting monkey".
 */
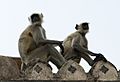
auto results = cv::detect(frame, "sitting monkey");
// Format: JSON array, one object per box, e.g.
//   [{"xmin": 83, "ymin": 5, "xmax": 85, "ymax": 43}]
[
  {"xmin": 18, "ymin": 13, "xmax": 66, "ymax": 71},
  {"xmin": 62, "ymin": 22, "xmax": 106, "ymax": 66}
]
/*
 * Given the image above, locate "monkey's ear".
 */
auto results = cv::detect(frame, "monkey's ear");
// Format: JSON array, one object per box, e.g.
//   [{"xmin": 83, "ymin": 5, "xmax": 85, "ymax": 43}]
[
  {"xmin": 28, "ymin": 17, "xmax": 31, "ymax": 22},
  {"xmin": 75, "ymin": 24, "xmax": 79, "ymax": 30},
  {"xmin": 40, "ymin": 13, "xmax": 44, "ymax": 18}
]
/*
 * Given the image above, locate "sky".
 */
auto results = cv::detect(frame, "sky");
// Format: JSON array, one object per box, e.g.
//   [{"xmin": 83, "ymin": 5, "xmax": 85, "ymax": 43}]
[{"xmin": 0, "ymin": 0, "xmax": 120, "ymax": 72}]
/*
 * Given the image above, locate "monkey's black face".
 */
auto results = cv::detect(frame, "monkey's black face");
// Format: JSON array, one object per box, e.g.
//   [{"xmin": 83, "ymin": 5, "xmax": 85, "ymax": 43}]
[
  {"xmin": 31, "ymin": 14, "xmax": 41, "ymax": 23},
  {"xmin": 32, "ymin": 16, "xmax": 40, "ymax": 23},
  {"xmin": 82, "ymin": 24, "xmax": 89, "ymax": 30}
]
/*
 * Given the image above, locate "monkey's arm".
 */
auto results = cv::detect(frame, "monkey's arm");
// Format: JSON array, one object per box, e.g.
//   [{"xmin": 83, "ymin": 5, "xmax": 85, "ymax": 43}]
[
  {"xmin": 71, "ymin": 35, "xmax": 98, "ymax": 56},
  {"xmin": 38, "ymin": 39, "xmax": 64, "ymax": 54},
  {"xmin": 38, "ymin": 39, "xmax": 63, "ymax": 45}
]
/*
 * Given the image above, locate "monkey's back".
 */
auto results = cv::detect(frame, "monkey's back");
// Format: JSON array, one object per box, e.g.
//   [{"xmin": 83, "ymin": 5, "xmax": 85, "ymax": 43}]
[
  {"xmin": 18, "ymin": 26, "xmax": 37, "ymax": 62},
  {"xmin": 63, "ymin": 32, "xmax": 80, "ymax": 56}
]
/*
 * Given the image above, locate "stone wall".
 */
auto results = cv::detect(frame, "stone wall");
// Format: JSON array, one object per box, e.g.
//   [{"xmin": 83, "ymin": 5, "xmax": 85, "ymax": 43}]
[
  {"xmin": 0, "ymin": 55, "xmax": 119, "ymax": 81},
  {"xmin": 0, "ymin": 56, "xmax": 20, "ymax": 80}
]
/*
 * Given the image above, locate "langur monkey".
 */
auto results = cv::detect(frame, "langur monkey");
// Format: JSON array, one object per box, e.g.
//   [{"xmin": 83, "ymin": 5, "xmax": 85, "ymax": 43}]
[
  {"xmin": 18, "ymin": 13, "xmax": 65, "ymax": 71},
  {"xmin": 62, "ymin": 22, "xmax": 106, "ymax": 66}
]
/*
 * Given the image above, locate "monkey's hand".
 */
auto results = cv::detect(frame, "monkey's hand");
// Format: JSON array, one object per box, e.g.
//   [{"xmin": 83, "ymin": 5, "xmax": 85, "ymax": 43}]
[{"xmin": 58, "ymin": 41, "xmax": 64, "ymax": 55}]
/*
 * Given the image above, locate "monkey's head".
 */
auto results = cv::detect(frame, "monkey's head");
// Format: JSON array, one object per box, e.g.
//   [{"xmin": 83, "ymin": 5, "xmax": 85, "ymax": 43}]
[
  {"xmin": 75, "ymin": 22, "xmax": 89, "ymax": 34},
  {"xmin": 28, "ymin": 13, "xmax": 43, "ymax": 24}
]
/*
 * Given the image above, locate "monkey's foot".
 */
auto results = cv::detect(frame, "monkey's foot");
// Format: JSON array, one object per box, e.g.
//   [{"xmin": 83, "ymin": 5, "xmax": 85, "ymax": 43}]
[{"xmin": 93, "ymin": 54, "xmax": 107, "ymax": 65}]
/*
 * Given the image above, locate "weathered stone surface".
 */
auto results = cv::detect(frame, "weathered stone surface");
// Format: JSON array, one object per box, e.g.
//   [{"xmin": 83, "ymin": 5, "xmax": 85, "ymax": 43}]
[
  {"xmin": 56, "ymin": 60, "xmax": 87, "ymax": 80},
  {"xmin": 11, "ymin": 57, "xmax": 22, "ymax": 70},
  {"xmin": 24, "ymin": 62, "xmax": 53, "ymax": 80},
  {"xmin": 0, "ymin": 55, "xmax": 119, "ymax": 81},
  {"xmin": 118, "ymin": 70, "xmax": 120, "ymax": 79},
  {"xmin": 89, "ymin": 60, "xmax": 118, "ymax": 81},
  {"xmin": 0, "ymin": 56, "xmax": 20, "ymax": 80}
]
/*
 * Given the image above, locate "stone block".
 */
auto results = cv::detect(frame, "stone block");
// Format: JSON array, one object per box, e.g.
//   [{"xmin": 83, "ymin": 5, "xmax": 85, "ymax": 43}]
[
  {"xmin": 24, "ymin": 62, "xmax": 53, "ymax": 80},
  {"xmin": 0, "ymin": 56, "xmax": 20, "ymax": 80},
  {"xmin": 89, "ymin": 60, "xmax": 118, "ymax": 81},
  {"xmin": 57, "ymin": 60, "xmax": 87, "ymax": 80}
]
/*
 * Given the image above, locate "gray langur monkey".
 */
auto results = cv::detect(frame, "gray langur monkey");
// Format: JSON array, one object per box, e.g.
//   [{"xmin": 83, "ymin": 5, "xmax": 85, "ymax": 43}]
[
  {"xmin": 62, "ymin": 22, "xmax": 106, "ymax": 66},
  {"xmin": 18, "ymin": 13, "xmax": 66, "ymax": 71}
]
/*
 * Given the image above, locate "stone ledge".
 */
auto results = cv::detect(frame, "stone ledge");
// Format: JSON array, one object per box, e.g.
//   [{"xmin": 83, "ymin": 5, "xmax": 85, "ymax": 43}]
[{"xmin": 0, "ymin": 80, "xmax": 120, "ymax": 82}]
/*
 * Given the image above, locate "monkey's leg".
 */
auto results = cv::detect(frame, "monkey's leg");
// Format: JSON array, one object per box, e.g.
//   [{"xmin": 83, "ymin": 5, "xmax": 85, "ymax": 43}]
[
  {"xmin": 79, "ymin": 52, "xmax": 94, "ymax": 66},
  {"xmin": 64, "ymin": 49, "xmax": 81, "ymax": 63},
  {"xmin": 48, "ymin": 45, "xmax": 66, "ymax": 69},
  {"xmin": 25, "ymin": 45, "xmax": 50, "ymax": 64},
  {"xmin": 21, "ymin": 45, "xmax": 51, "ymax": 72}
]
